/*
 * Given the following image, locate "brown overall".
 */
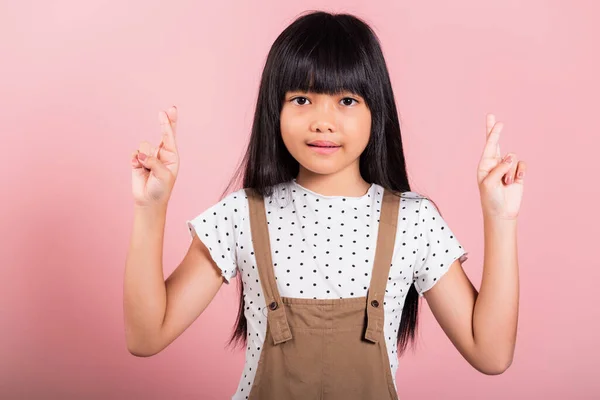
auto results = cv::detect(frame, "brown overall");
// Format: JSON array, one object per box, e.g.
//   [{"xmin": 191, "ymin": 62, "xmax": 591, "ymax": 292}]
[{"xmin": 245, "ymin": 187, "xmax": 400, "ymax": 400}]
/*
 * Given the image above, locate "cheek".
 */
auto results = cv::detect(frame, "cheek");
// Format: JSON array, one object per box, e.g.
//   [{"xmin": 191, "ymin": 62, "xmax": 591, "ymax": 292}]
[
  {"xmin": 342, "ymin": 114, "xmax": 371, "ymax": 149},
  {"xmin": 279, "ymin": 111, "xmax": 291, "ymax": 139},
  {"xmin": 280, "ymin": 119, "xmax": 297, "ymax": 148},
  {"xmin": 280, "ymin": 109, "xmax": 295, "ymax": 133},
  {"xmin": 280, "ymin": 121, "xmax": 303, "ymax": 157}
]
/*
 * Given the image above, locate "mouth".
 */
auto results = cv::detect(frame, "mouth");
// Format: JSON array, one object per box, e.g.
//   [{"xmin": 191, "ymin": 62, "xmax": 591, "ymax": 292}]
[
  {"xmin": 307, "ymin": 143, "xmax": 341, "ymax": 154},
  {"xmin": 307, "ymin": 144, "xmax": 340, "ymax": 148},
  {"xmin": 307, "ymin": 140, "xmax": 341, "ymax": 148}
]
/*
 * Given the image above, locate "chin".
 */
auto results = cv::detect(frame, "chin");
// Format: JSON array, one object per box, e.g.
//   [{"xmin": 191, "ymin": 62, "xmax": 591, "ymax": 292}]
[
  {"xmin": 301, "ymin": 163, "xmax": 343, "ymax": 176},
  {"xmin": 296, "ymin": 154, "xmax": 351, "ymax": 176}
]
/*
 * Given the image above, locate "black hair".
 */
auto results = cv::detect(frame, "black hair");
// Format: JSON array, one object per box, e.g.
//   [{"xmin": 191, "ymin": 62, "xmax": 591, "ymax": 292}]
[{"xmin": 219, "ymin": 10, "xmax": 441, "ymax": 357}]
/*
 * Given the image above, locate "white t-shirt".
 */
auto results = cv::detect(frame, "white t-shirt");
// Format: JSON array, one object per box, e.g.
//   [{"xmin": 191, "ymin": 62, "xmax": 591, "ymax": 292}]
[{"xmin": 187, "ymin": 179, "xmax": 468, "ymax": 400}]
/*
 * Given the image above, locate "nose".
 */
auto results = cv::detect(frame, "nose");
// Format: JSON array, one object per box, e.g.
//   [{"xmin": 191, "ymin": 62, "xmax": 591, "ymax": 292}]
[
  {"xmin": 310, "ymin": 114, "xmax": 336, "ymax": 133},
  {"xmin": 311, "ymin": 122, "xmax": 334, "ymax": 133},
  {"xmin": 308, "ymin": 97, "xmax": 338, "ymax": 133}
]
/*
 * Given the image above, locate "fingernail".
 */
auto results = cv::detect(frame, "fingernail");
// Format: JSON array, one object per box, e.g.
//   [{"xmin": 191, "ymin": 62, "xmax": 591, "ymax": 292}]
[
  {"xmin": 518, "ymin": 171, "xmax": 524, "ymax": 178},
  {"xmin": 138, "ymin": 152, "xmax": 147, "ymax": 161},
  {"xmin": 504, "ymin": 155, "xmax": 513, "ymax": 163}
]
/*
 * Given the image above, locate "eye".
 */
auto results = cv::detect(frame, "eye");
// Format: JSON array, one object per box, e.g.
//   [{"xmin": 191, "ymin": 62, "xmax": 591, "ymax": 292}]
[
  {"xmin": 290, "ymin": 96, "xmax": 359, "ymax": 106},
  {"xmin": 341, "ymin": 97, "xmax": 358, "ymax": 106},
  {"xmin": 291, "ymin": 96, "xmax": 310, "ymax": 105}
]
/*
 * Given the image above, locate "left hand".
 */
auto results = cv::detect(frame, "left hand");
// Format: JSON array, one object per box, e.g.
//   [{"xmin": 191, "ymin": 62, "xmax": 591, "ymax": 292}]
[{"xmin": 477, "ymin": 114, "xmax": 527, "ymax": 220}]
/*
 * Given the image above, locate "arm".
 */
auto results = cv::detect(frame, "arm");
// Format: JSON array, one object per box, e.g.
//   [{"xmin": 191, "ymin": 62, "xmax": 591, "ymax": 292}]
[
  {"xmin": 424, "ymin": 113, "xmax": 524, "ymax": 375},
  {"xmin": 123, "ymin": 204, "xmax": 225, "ymax": 357},
  {"xmin": 424, "ymin": 216, "xmax": 518, "ymax": 375}
]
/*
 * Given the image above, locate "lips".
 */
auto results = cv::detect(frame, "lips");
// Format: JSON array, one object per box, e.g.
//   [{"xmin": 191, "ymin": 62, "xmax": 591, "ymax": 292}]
[{"xmin": 307, "ymin": 140, "xmax": 340, "ymax": 147}]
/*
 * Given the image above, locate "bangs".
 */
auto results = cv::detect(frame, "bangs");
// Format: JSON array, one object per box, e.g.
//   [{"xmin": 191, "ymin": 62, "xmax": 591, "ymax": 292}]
[
  {"xmin": 274, "ymin": 14, "xmax": 375, "ymax": 101},
  {"xmin": 228, "ymin": 10, "xmax": 415, "ymax": 353}
]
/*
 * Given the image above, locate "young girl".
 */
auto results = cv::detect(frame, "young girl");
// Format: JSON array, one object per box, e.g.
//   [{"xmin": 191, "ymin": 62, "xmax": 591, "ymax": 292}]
[{"xmin": 125, "ymin": 11, "xmax": 525, "ymax": 400}]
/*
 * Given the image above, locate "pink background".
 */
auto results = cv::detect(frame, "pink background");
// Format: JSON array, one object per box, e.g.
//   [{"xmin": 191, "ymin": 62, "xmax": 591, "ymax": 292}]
[{"xmin": 2, "ymin": 1, "xmax": 598, "ymax": 399}]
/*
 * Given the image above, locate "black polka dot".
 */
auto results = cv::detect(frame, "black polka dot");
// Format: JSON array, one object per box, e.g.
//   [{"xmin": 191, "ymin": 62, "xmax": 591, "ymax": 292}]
[{"xmin": 187, "ymin": 185, "xmax": 465, "ymax": 397}]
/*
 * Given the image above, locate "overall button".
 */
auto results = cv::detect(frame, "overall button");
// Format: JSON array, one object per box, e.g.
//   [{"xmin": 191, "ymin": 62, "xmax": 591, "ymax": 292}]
[
  {"xmin": 371, "ymin": 300, "xmax": 379, "ymax": 308},
  {"xmin": 269, "ymin": 301, "xmax": 278, "ymax": 310}
]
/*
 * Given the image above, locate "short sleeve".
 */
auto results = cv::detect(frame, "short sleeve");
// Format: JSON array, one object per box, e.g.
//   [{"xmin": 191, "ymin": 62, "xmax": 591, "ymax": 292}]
[
  {"xmin": 412, "ymin": 197, "xmax": 469, "ymax": 297},
  {"xmin": 185, "ymin": 189, "xmax": 247, "ymax": 284}
]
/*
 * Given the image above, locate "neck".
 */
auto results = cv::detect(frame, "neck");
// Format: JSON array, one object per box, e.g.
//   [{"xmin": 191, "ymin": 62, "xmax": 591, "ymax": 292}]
[{"xmin": 295, "ymin": 166, "xmax": 371, "ymax": 197}]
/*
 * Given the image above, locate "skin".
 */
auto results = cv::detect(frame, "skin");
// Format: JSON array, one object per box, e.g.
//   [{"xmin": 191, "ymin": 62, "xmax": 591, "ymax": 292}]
[
  {"xmin": 280, "ymin": 90, "xmax": 373, "ymax": 197},
  {"xmin": 279, "ymin": 92, "xmax": 525, "ymax": 375},
  {"xmin": 128, "ymin": 100, "xmax": 524, "ymax": 378}
]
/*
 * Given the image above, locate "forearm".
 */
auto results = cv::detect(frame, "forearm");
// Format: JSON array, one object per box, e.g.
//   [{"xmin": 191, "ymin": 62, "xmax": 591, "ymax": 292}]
[
  {"xmin": 123, "ymin": 204, "xmax": 169, "ymax": 355},
  {"xmin": 472, "ymin": 215, "xmax": 519, "ymax": 369}
]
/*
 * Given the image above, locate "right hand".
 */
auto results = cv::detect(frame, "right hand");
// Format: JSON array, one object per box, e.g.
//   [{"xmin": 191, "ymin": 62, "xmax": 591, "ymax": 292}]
[{"xmin": 131, "ymin": 106, "xmax": 179, "ymax": 208}]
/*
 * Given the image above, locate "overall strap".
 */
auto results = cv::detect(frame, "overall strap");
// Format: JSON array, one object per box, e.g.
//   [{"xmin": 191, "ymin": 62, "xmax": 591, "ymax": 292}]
[
  {"xmin": 245, "ymin": 188, "xmax": 293, "ymax": 345},
  {"xmin": 364, "ymin": 188, "xmax": 400, "ymax": 343}
]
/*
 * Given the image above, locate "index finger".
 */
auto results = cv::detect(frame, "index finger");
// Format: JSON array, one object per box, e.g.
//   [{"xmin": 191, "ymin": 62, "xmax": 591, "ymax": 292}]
[
  {"xmin": 158, "ymin": 110, "xmax": 177, "ymax": 151},
  {"xmin": 486, "ymin": 113, "xmax": 501, "ymax": 159},
  {"xmin": 483, "ymin": 120, "xmax": 503, "ymax": 160}
]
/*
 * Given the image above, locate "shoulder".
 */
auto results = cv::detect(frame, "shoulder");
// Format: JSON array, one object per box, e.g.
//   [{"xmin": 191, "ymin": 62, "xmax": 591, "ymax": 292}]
[
  {"xmin": 208, "ymin": 188, "xmax": 250, "ymax": 214},
  {"xmin": 375, "ymin": 187, "xmax": 430, "ymax": 213},
  {"xmin": 376, "ymin": 188, "xmax": 440, "ymax": 230},
  {"xmin": 208, "ymin": 183, "xmax": 290, "ymax": 215},
  {"xmin": 397, "ymin": 190, "xmax": 428, "ymax": 203},
  {"xmin": 186, "ymin": 187, "xmax": 249, "ymax": 231}
]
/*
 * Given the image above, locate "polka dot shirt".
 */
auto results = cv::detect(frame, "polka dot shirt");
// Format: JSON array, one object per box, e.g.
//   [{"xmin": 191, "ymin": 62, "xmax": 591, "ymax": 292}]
[{"xmin": 187, "ymin": 179, "xmax": 468, "ymax": 400}]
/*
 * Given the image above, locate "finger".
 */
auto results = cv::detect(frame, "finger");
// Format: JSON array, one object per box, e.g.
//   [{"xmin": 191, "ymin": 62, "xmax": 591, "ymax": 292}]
[
  {"xmin": 156, "ymin": 140, "xmax": 164, "ymax": 159},
  {"xmin": 150, "ymin": 145, "xmax": 162, "ymax": 159},
  {"xmin": 514, "ymin": 161, "xmax": 526, "ymax": 183},
  {"xmin": 486, "ymin": 114, "xmax": 501, "ymax": 159},
  {"xmin": 166, "ymin": 105, "xmax": 178, "ymax": 134},
  {"xmin": 486, "ymin": 113, "xmax": 495, "ymax": 136},
  {"xmin": 485, "ymin": 152, "xmax": 515, "ymax": 184},
  {"xmin": 159, "ymin": 110, "xmax": 177, "ymax": 152},
  {"xmin": 134, "ymin": 150, "xmax": 151, "ymax": 171},
  {"xmin": 482, "ymin": 121, "xmax": 503, "ymax": 161},
  {"xmin": 503, "ymin": 153, "xmax": 518, "ymax": 184},
  {"xmin": 131, "ymin": 150, "xmax": 142, "ymax": 168},
  {"xmin": 137, "ymin": 141, "xmax": 153, "ymax": 170},
  {"xmin": 138, "ymin": 153, "xmax": 171, "ymax": 182}
]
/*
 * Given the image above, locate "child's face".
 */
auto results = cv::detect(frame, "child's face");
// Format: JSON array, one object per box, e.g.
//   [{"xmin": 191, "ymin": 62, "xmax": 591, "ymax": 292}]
[{"xmin": 280, "ymin": 90, "xmax": 371, "ymax": 176}]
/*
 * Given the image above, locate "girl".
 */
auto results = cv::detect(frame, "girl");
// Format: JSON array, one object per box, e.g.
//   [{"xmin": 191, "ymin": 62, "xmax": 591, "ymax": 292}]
[{"xmin": 125, "ymin": 11, "xmax": 525, "ymax": 400}]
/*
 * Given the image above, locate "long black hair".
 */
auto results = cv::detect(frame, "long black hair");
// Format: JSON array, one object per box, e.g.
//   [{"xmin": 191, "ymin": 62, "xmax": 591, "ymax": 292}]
[{"xmin": 219, "ymin": 10, "xmax": 441, "ymax": 357}]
